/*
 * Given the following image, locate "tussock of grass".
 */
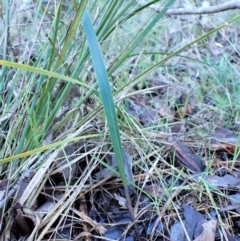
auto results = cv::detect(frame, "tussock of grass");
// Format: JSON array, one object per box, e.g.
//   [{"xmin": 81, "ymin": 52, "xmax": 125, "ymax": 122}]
[{"xmin": 0, "ymin": 0, "xmax": 240, "ymax": 240}]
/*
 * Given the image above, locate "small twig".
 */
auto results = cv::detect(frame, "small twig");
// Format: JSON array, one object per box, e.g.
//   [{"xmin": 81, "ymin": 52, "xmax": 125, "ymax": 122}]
[
  {"xmin": 166, "ymin": 1, "xmax": 240, "ymax": 15},
  {"xmin": 139, "ymin": 0, "xmax": 240, "ymax": 15},
  {"xmin": 0, "ymin": 149, "xmax": 54, "ymax": 209},
  {"xmin": 126, "ymin": 194, "xmax": 142, "ymax": 241}
]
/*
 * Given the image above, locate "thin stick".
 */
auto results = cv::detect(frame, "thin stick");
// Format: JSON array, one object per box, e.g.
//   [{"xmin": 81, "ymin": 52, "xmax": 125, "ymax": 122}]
[{"xmin": 138, "ymin": 0, "xmax": 240, "ymax": 15}]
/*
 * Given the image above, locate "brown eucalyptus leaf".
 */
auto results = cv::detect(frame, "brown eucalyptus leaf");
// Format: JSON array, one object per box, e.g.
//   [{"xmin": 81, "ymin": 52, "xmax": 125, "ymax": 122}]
[
  {"xmin": 183, "ymin": 204, "xmax": 206, "ymax": 239},
  {"xmin": 209, "ymin": 127, "xmax": 239, "ymax": 152},
  {"xmin": 22, "ymin": 207, "xmax": 38, "ymax": 226},
  {"xmin": 13, "ymin": 202, "xmax": 36, "ymax": 236},
  {"xmin": 15, "ymin": 207, "xmax": 30, "ymax": 234},
  {"xmin": 205, "ymin": 174, "xmax": 240, "ymax": 189},
  {"xmin": 212, "ymin": 127, "xmax": 236, "ymax": 139},
  {"xmin": 132, "ymin": 103, "xmax": 158, "ymax": 126},
  {"xmin": 170, "ymin": 123, "xmax": 186, "ymax": 135},
  {"xmin": 36, "ymin": 200, "xmax": 56, "ymax": 220},
  {"xmin": 193, "ymin": 220, "xmax": 217, "ymax": 241},
  {"xmin": 126, "ymin": 99, "xmax": 160, "ymax": 126},
  {"xmin": 170, "ymin": 138, "xmax": 205, "ymax": 173},
  {"xmin": 170, "ymin": 221, "xmax": 189, "ymax": 241}
]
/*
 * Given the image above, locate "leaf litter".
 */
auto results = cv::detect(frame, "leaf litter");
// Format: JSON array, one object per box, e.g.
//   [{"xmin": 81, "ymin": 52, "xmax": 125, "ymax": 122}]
[
  {"xmin": 1, "ymin": 2, "xmax": 240, "ymax": 241},
  {"xmin": 2, "ymin": 65, "xmax": 240, "ymax": 240}
]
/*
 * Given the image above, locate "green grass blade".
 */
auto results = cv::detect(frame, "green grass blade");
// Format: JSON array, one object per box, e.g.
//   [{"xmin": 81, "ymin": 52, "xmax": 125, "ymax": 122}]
[
  {"xmin": 54, "ymin": 0, "xmax": 88, "ymax": 71},
  {"xmin": 115, "ymin": 14, "xmax": 240, "ymax": 98},
  {"xmin": 82, "ymin": 9, "xmax": 128, "ymax": 190},
  {"xmin": 0, "ymin": 134, "xmax": 102, "ymax": 164},
  {"xmin": 0, "ymin": 60, "xmax": 92, "ymax": 90},
  {"xmin": 108, "ymin": 0, "xmax": 177, "ymax": 74}
]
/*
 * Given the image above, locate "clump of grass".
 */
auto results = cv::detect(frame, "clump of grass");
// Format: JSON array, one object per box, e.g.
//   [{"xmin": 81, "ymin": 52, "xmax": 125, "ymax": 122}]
[{"xmin": 0, "ymin": 0, "xmax": 240, "ymax": 240}]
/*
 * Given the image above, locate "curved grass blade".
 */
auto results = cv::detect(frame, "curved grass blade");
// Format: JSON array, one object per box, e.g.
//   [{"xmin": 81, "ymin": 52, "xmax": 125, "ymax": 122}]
[
  {"xmin": 0, "ymin": 134, "xmax": 102, "ymax": 165},
  {"xmin": 0, "ymin": 60, "xmax": 92, "ymax": 90}
]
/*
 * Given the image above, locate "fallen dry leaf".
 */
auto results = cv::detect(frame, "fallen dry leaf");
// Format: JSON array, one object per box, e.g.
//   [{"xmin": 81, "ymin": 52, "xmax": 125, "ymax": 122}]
[
  {"xmin": 183, "ymin": 204, "xmax": 206, "ymax": 239},
  {"xmin": 14, "ymin": 204, "xmax": 30, "ymax": 235},
  {"xmin": 170, "ymin": 138, "xmax": 205, "ymax": 173},
  {"xmin": 13, "ymin": 202, "xmax": 40, "ymax": 238},
  {"xmin": 130, "ymin": 101, "xmax": 159, "ymax": 126},
  {"xmin": 36, "ymin": 200, "xmax": 57, "ymax": 220},
  {"xmin": 209, "ymin": 126, "xmax": 239, "ymax": 152},
  {"xmin": 170, "ymin": 123, "xmax": 186, "ymax": 135},
  {"xmin": 205, "ymin": 174, "xmax": 240, "ymax": 189},
  {"xmin": 170, "ymin": 220, "xmax": 189, "ymax": 241},
  {"xmin": 193, "ymin": 220, "xmax": 217, "ymax": 241}
]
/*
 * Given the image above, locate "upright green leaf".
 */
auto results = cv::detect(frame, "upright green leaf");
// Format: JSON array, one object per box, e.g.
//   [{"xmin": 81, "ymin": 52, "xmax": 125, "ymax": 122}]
[{"xmin": 82, "ymin": 9, "xmax": 128, "ymax": 190}]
